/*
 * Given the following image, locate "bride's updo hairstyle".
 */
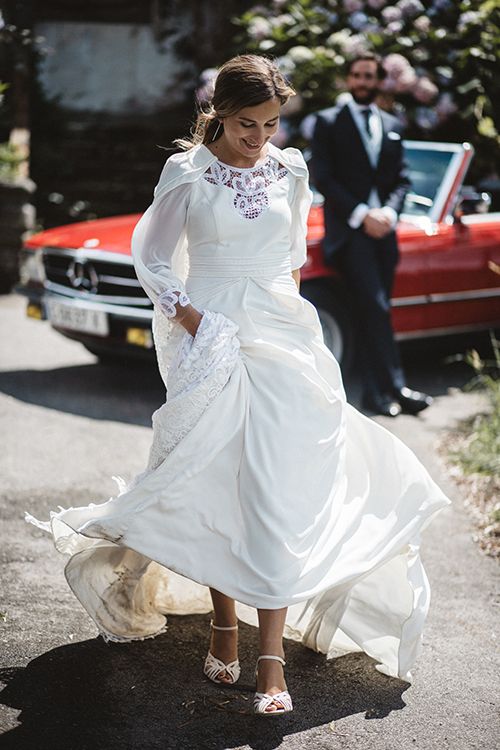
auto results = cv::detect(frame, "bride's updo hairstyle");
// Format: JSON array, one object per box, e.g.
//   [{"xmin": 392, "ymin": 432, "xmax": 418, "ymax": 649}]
[{"xmin": 175, "ymin": 54, "xmax": 295, "ymax": 150}]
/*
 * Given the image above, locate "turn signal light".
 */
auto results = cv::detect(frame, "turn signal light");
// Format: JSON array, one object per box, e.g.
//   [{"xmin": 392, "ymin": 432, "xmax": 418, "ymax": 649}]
[
  {"xmin": 27, "ymin": 303, "xmax": 43, "ymax": 320},
  {"xmin": 126, "ymin": 327, "xmax": 153, "ymax": 348}
]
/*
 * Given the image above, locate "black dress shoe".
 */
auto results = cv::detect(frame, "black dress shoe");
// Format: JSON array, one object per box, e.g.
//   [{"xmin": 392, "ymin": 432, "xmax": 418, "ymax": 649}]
[
  {"xmin": 362, "ymin": 396, "xmax": 402, "ymax": 417},
  {"xmin": 395, "ymin": 387, "xmax": 433, "ymax": 415}
]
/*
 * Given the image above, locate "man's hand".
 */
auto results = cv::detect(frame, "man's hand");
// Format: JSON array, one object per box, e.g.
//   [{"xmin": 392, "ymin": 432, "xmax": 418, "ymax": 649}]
[{"xmin": 362, "ymin": 209, "xmax": 393, "ymax": 239}]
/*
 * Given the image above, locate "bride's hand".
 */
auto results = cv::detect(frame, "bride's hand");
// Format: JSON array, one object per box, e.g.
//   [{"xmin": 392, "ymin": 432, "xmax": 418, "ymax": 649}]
[{"xmin": 176, "ymin": 305, "xmax": 203, "ymax": 336}]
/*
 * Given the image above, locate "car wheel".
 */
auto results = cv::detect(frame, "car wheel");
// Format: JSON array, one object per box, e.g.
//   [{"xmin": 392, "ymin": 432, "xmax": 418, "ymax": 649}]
[{"xmin": 301, "ymin": 281, "xmax": 355, "ymax": 373}]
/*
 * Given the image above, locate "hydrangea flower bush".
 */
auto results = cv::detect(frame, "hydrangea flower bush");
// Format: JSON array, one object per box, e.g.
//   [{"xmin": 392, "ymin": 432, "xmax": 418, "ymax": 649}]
[{"xmin": 231, "ymin": 0, "xmax": 499, "ymax": 173}]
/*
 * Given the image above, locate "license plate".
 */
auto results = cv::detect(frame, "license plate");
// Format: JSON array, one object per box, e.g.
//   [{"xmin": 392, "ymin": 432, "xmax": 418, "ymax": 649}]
[{"xmin": 46, "ymin": 299, "xmax": 109, "ymax": 336}]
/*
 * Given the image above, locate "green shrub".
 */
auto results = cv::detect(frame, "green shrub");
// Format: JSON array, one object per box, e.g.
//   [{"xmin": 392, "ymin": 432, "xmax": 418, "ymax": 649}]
[
  {"xmin": 450, "ymin": 334, "xmax": 500, "ymax": 478},
  {"xmin": 0, "ymin": 140, "xmax": 26, "ymax": 181}
]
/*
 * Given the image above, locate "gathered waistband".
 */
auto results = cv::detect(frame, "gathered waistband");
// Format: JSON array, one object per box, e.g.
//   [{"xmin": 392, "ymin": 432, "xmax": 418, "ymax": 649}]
[{"xmin": 188, "ymin": 255, "xmax": 292, "ymax": 279}]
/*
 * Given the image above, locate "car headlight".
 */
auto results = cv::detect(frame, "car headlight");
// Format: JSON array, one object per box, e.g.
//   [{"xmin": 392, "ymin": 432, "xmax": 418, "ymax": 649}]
[{"xmin": 19, "ymin": 248, "xmax": 46, "ymax": 285}]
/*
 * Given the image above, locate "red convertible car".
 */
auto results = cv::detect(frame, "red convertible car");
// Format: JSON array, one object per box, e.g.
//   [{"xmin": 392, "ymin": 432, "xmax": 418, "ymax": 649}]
[{"xmin": 17, "ymin": 141, "xmax": 500, "ymax": 368}]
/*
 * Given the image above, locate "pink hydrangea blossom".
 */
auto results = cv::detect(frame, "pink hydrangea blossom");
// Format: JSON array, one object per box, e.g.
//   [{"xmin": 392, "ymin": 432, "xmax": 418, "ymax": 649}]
[
  {"xmin": 367, "ymin": 0, "xmax": 385, "ymax": 9},
  {"xmin": 385, "ymin": 55, "xmax": 411, "ymax": 78},
  {"xmin": 343, "ymin": 0, "xmax": 364, "ymax": 13},
  {"xmin": 343, "ymin": 33, "xmax": 370, "ymax": 56},
  {"xmin": 386, "ymin": 20, "xmax": 404, "ymax": 33},
  {"xmin": 413, "ymin": 76, "xmax": 439, "ymax": 104},
  {"xmin": 414, "ymin": 15, "xmax": 431, "ymax": 32},
  {"xmin": 394, "ymin": 66, "xmax": 418, "ymax": 92},
  {"xmin": 380, "ymin": 74, "xmax": 399, "ymax": 93},
  {"xmin": 381, "ymin": 6, "xmax": 402, "ymax": 23},
  {"xmin": 381, "ymin": 54, "xmax": 416, "ymax": 93},
  {"xmin": 397, "ymin": 0, "xmax": 425, "ymax": 18},
  {"xmin": 327, "ymin": 29, "xmax": 368, "ymax": 56},
  {"xmin": 248, "ymin": 16, "xmax": 272, "ymax": 40},
  {"xmin": 383, "ymin": 53, "xmax": 411, "ymax": 76}
]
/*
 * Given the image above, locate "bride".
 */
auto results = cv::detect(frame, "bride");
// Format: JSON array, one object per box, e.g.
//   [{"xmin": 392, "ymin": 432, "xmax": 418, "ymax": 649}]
[{"xmin": 26, "ymin": 54, "xmax": 450, "ymax": 716}]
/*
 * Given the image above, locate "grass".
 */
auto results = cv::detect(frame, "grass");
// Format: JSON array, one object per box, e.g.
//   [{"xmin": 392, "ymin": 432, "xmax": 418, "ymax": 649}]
[
  {"xmin": 450, "ymin": 340, "xmax": 500, "ymax": 477},
  {"xmin": 444, "ymin": 333, "xmax": 500, "ymax": 558}
]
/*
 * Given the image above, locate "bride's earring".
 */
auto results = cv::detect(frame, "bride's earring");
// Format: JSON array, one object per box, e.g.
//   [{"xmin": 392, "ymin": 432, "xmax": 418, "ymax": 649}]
[{"xmin": 211, "ymin": 120, "xmax": 222, "ymax": 142}]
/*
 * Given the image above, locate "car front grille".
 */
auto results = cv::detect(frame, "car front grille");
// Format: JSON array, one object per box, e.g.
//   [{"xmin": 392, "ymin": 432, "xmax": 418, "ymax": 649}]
[{"xmin": 42, "ymin": 247, "xmax": 151, "ymax": 306}]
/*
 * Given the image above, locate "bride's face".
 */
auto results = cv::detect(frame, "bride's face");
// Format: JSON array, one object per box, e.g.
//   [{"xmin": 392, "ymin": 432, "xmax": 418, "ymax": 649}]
[{"xmin": 221, "ymin": 97, "xmax": 281, "ymax": 158}]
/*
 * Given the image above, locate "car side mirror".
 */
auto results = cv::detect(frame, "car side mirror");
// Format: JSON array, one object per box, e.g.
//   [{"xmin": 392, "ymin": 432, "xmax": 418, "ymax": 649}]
[{"xmin": 455, "ymin": 187, "xmax": 492, "ymax": 220}]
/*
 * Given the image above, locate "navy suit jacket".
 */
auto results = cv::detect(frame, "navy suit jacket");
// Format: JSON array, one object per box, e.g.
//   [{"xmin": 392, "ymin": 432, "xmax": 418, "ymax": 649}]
[{"xmin": 310, "ymin": 103, "xmax": 411, "ymax": 263}]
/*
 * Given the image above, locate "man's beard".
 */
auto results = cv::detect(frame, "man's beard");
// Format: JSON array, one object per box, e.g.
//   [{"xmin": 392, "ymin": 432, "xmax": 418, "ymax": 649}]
[{"xmin": 351, "ymin": 90, "xmax": 377, "ymax": 105}]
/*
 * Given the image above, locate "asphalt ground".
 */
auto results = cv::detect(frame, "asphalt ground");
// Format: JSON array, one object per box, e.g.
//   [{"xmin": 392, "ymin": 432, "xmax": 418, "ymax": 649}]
[{"xmin": 0, "ymin": 293, "xmax": 498, "ymax": 750}]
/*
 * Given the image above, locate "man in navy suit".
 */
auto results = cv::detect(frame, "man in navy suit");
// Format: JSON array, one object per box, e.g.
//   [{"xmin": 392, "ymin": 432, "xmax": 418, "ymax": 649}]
[{"xmin": 311, "ymin": 53, "xmax": 432, "ymax": 417}]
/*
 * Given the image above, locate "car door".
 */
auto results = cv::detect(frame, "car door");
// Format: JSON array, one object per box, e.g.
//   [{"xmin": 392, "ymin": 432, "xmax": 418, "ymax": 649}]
[
  {"xmin": 392, "ymin": 141, "xmax": 469, "ymax": 339},
  {"xmin": 423, "ymin": 147, "xmax": 500, "ymax": 334}
]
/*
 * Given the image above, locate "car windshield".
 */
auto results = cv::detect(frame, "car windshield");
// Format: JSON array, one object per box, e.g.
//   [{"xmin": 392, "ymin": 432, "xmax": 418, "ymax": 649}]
[{"xmin": 403, "ymin": 147, "xmax": 455, "ymax": 218}]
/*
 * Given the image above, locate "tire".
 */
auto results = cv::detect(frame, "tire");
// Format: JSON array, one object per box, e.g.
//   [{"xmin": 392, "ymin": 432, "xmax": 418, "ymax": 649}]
[{"xmin": 301, "ymin": 280, "xmax": 355, "ymax": 373}]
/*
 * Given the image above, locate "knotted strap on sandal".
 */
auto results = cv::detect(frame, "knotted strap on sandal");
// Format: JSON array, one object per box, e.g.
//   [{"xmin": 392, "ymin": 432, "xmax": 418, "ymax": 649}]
[
  {"xmin": 203, "ymin": 620, "xmax": 241, "ymax": 685},
  {"xmin": 254, "ymin": 655, "xmax": 293, "ymax": 716}
]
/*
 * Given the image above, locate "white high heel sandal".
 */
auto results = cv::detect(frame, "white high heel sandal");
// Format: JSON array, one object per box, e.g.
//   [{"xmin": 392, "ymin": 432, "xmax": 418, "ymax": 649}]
[
  {"xmin": 253, "ymin": 655, "xmax": 293, "ymax": 716},
  {"xmin": 203, "ymin": 620, "xmax": 241, "ymax": 685}
]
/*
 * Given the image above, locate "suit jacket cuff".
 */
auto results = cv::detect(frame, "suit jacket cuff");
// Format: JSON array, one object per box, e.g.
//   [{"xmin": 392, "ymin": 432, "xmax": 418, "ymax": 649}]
[{"xmin": 348, "ymin": 203, "xmax": 370, "ymax": 229}]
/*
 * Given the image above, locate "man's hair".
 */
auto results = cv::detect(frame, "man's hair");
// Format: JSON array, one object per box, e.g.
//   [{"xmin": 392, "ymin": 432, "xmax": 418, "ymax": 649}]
[{"xmin": 347, "ymin": 53, "xmax": 387, "ymax": 81}]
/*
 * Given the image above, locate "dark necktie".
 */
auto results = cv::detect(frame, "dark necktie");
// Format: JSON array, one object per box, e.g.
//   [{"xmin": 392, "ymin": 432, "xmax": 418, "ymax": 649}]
[{"xmin": 360, "ymin": 107, "xmax": 373, "ymax": 139}]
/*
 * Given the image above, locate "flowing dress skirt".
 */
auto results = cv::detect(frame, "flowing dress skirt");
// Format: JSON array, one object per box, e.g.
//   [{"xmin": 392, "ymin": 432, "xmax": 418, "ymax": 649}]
[{"xmin": 26, "ymin": 269, "xmax": 450, "ymax": 682}]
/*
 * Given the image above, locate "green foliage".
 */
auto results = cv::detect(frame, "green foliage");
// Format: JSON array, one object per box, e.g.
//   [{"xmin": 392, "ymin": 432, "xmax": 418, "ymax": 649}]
[
  {"xmin": 0, "ymin": 140, "xmax": 25, "ymax": 181},
  {"xmin": 449, "ymin": 333, "xmax": 500, "ymax": 478},
  {"xmin": 233, "ymin": 0, "xmax": 500, "ymax": 169}
]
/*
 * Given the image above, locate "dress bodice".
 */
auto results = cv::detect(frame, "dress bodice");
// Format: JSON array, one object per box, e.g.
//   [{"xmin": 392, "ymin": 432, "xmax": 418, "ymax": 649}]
[
  {"xmin": 130, "ymin": 143, "xmax": 312, "ymax": 342},
  {"xmin": 185, "ymin": 155, "xmax": 295, "ymax": 276}
]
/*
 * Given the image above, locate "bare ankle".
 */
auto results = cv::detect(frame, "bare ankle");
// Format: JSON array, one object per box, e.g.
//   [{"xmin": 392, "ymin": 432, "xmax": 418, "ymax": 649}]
[{"xmin": 259, "ymin": 643, "xmax": 284, "ymax": 658}]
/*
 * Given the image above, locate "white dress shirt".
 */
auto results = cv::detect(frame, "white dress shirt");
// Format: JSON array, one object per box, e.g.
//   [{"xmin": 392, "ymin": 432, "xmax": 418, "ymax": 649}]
[{"xmin": 346, "ymin": 98, "xmax": 398, "ymax": 231}]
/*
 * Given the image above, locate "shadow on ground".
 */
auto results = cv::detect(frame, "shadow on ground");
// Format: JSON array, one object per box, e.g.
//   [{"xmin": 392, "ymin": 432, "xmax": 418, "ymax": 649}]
[
  {"xmin": 0, "ymin": 333, "xmax": 484, "ymax": 427},
  {"xmin": 0, "ymin": 616, "xmax": 409, "ymax": 750},
  {"xmin": 0, "ymin": 361, "xmax": 165, "ymax": 426}
]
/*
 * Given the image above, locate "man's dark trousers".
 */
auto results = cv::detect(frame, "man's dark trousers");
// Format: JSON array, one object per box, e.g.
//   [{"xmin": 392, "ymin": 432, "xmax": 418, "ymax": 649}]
[{"xmin": 338, "ymin": 228, "xmax": 405, "ymax": 403}]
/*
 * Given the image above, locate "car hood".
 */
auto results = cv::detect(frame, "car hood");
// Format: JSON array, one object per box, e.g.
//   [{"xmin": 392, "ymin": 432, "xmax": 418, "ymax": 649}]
[
  {"xmin": 25, "ymin": 210, "xmax": 429, "ymax": 257},
  {"xmin": 25, "ymin": 214, "xmax": 141, "ymax": 256}
]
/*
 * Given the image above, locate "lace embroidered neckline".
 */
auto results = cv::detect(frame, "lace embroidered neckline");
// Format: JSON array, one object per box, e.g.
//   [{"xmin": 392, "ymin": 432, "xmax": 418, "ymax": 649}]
[
  {"xmin": 214, "ymin": 155, "xmax": 270, "ymax": 171},
  {"xmin": 203, "ymin": 155, "xmax": 288, "ymax": 220}
]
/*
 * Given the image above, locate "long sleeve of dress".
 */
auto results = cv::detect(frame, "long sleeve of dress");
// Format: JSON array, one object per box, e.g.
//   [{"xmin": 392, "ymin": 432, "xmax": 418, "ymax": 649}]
[
  {"xmin": 131, "ymin": 182, "xmax": 191, "ymax": 317},
  {"xmin": 289, "ymin": 153, "xmax": 313, "ymax": 271}
]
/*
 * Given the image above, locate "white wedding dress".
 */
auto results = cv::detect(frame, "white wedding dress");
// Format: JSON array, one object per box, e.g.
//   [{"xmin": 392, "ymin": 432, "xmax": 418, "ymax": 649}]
[{"xmin": 26, "ymin": 143, "xmax": 450, "ymax": 682}]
